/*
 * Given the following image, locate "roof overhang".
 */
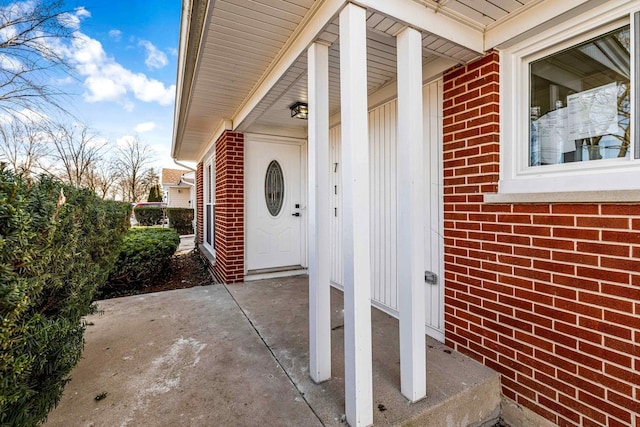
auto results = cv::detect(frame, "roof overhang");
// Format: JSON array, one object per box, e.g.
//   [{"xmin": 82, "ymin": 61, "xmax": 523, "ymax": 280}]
[
  {"xmin": 172, "ymin": 0, "xmax": 212, "ymax": 161},
  {"xmin": 172, "ymin": 0, "xmax": 609, "ymax": 162}
]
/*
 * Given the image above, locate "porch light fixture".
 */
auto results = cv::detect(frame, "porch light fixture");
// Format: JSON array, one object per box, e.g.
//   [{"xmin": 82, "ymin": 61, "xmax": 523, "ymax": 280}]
[{"xmin": 290, "ymin": 102, "xmax": 308, "ymax": 120}]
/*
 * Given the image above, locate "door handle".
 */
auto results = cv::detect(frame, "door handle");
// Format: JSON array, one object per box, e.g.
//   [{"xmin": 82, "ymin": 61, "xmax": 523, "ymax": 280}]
[{"xmin": 292, "ymin": 212, "xmax": 300, "ymax": 217}]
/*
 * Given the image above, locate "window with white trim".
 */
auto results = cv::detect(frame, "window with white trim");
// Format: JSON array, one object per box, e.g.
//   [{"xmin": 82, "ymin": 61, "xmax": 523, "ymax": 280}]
[
  {"xmin": 499, "ymin": 5, "xmax": 640, "ymax": 194},
  {"xmin": 203, "ymin": 157, "xmax": 215, "ymax": 255}
]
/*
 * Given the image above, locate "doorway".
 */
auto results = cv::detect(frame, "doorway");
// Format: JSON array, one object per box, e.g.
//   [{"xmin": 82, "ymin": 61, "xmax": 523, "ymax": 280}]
[{"xmin": 245, "ymin": 136, "xmax": 305, "ymax": 272}]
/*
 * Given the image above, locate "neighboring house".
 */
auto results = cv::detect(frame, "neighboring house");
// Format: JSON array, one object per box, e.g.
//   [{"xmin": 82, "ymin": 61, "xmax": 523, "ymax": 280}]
[
  {"xmin": 172, "ymin": 1, "xmax": 640, "ymax": 426},
  {"xmin": 161, "ymin": 168, "xmax": 193, "ymax": 208}
]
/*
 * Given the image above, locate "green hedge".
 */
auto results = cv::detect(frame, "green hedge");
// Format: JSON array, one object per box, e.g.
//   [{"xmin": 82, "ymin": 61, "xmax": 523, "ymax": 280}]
[
  {"xmin": 0, "ymin": 168, "xmax": 130, "ymax": 426},
  {"xmin": 134, "ymin": 206, "xmax": 165, "ymax": 226},
  {"xmin": 100, "ymin": 227, "xmax": 180, "ymax": 296},
  {"xmin": 167, "ymin": 208, "xmax": 194, "ymax": 235}
]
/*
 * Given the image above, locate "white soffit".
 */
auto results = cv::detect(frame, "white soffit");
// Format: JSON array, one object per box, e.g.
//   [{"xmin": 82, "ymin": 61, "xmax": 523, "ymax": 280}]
[
  {"xmin": 177, "ymin": 0, "xmax": 559, "ymax": 161},
  {"xmin": 240, "ymin": 10, "xmax": 482, "ymax": 136},
  {"xmin": 430, "ymin": 0, "xmax": 536, "ymax": 27},
  {"xmin": 182, "ymin": 0, "xmax": 316, "ymax": 160},
  {"xmin": 484, "ymin": 0, "xmax": 608, "ymax": 49}
]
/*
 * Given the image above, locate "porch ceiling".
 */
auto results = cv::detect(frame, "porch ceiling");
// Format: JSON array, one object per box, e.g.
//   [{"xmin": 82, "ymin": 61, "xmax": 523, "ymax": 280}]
[{"xmin": 173, "ymin": 0, "xmax": 539, "ymax": 161}]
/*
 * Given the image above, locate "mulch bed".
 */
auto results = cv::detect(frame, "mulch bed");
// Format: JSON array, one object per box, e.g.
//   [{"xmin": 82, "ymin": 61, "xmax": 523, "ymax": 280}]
[
  {"xmin": 97, "ymin": 250, "xmax": 213, "ymax": 300},
  {"xmin": 142, "ymin": 249, "xmax": 212, "ymax": 293}
]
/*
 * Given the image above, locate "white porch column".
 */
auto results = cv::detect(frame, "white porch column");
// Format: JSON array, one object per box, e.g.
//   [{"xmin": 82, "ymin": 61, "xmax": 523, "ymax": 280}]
[
  {"xmin": 339, "ymin": 3, "xmax": 373, "ymax": 426},
  {"xmin": 396, "ymin": 26, "xmax": 426, "ymax": 402},
  {"xmin": 308, "ymin": 41, "xmax": 331, "ymax": 383}
]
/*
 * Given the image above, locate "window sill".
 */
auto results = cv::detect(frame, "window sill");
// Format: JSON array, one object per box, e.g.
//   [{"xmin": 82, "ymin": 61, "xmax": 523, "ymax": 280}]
[
  {"xmin": 199, "ymin": 244, "xmax": 216, "ymax": 265},
  {"xmin": 484, "ymin": 190, "xmax": 640, "ymax": 204}
]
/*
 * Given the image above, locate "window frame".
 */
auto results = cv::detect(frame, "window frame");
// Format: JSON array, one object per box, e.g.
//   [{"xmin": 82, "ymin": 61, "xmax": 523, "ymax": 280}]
[
  {"xmin": 264, "ymin": 160, "xmax": 285, "ymax": 217},
  {"xmin": 203, "ymin": 155, "xmax": 215, "ymax": 256},
  {"xmin": 499, "ymin": 4, "xmax": 639, "ymax": 195}
]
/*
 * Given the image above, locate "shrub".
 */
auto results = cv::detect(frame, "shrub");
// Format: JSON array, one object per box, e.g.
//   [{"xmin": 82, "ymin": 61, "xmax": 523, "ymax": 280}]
[
  {"xmin": 166, "ymin": 208, "xmax": 194, "ymax": 235},
  {"xmin": 147, "ymin": 184, "xmax": 162, "ymax": 202},
  {"xmin": 134, "ymin": 206, "xmax": 165, "ymax": 225},
  {"xmin": 101, "ymin": 227, "xmax": 180, "ymax": 296},
  {"xmin": 0, "ymin": 168, "xmax": 130, "ymax": 426}
]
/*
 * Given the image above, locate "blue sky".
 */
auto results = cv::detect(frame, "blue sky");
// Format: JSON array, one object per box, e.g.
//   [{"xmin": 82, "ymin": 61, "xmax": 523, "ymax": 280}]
[{"xmin": 54, "ymin": 0, "xmax": 182, "ymax": 171}]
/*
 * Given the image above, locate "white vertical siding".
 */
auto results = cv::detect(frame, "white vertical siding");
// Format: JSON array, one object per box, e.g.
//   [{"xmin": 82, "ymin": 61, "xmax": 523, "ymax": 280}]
[
  {"xmin": 330, "ymin": 99, "xmax": 399, "ymax": 311},
  {"xmin": 423, "ymin": 80, "xmax": 445, "ymax": 341},
  {"xmin": 329, "ymin": 126, "xmax": 343, "ymax": 286},
  {"xmin": 328, "ymin": 79, "xmax": 444, "ymax": 340},
  {"xmin": 369, "ymin": 100, "xmax": 398, "ymax": 311}
]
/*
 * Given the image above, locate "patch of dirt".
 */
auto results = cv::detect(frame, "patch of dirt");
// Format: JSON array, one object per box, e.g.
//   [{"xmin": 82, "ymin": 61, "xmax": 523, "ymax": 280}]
[
  {"xmin": 98, "ymin": 250, "xmax": 212, "ymax": 300},
  {"xmin": 142, "ymin": 249, "xmax": 212, "ymax": 294}
]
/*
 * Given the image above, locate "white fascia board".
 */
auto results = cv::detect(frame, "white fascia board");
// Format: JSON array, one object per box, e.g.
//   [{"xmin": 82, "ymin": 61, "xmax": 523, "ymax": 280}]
[
  {"xmin": 173, "ymin": 0, "xmax": 214, "ymax": 161},
  {"xmin": 485, "ymin": 0, "xmax": 606, "ymax": 49},
  {"xmin": 353, "ymin": 0, "xmax": 483, "ymax": 54},
  {"xmin": 232, "ymin": 0, "xmax": 345, "ymax": 131},
  {"xmin": 171, "ymin": 0, "xmax": 194, "ymax": 160}
]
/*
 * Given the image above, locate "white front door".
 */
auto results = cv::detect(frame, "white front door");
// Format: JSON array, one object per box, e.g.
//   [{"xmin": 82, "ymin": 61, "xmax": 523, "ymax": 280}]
[{"xmin": 246, "ymin": 138, "xmax": 303, "ymax": 271}]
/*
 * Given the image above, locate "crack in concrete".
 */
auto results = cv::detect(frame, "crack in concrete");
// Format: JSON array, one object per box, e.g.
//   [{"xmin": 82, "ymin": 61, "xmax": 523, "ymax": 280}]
[{"xmin": 223, "ymin": 284, "xmax": 326, "ymax": 427}]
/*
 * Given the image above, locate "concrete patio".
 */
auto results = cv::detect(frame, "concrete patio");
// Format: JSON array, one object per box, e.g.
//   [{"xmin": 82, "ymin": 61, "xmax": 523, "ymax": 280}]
[{"xmin": 45, "ymin": 276, "xmax": 501, "ymax": 426}]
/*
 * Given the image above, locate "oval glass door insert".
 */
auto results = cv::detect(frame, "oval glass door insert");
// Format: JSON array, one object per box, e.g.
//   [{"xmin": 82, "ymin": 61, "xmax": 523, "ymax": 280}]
[{"xmin": 265, "ymin": 160, "xmax": 284, "ymax": 216}]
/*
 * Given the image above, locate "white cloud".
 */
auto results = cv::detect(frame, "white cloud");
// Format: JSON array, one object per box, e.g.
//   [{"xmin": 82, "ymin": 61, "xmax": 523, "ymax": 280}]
[
  {"xmin": 0, "ymin": 54, "xmax": 22, "ymax": 71},
  {"xmin": 135, "ymin": 122, "xmax": 156, "ymax": 133},
  {"xmin": 63, "ymin": 34, "xmax": 105, "ymax": 68},
  {"xmin": 17, "ymin": 108, "xmax": 48, "ymax": 123},
  {"xmin": 139, "ymin": 40, "xmax": 168, "ymax": 70},
  {"xmin": 116, "ymin": 135, "xmax": 137, "ymax": 148},
  {"xmin": 87, "ymin": 134, "xmax": 109, "ymax": 149},
  {"xmin": 0, "ymin": 25, "xmax": 17, "ymax": 44},
  {"xmin": 150, "ymin": 143, "xmax": 168, "ymax": 155},
  {"xmin": 108, "ymin": 29, "xmax": 122, "ymax": 41},
  {"xmin": 128, "ymin": 74, "xmax": 174, "ymax": 104},
  {"xmin": 59, "ymin": 7, "xmax": 90, "ymax": 30},
  {"xmin": 55, "ymin": 76, "xmax": 74, "ymax": 85},
  {"xmin": 76, "ymin": 7, "xmax": 91, "ymax": 18},
  {"xmin": 1, "ymin": 1, "xmax": 35, "ymax": 20},
  {"xmin": 53, "ymin": 33, "xmax": 175, "ymax": 108},
  {"xmin": 0, "ymin": 108, "xmax": 49, "ymax": 125},
  {"xmin": 84, "ymin": 75, "xmax": 127, "ymax": 102}
]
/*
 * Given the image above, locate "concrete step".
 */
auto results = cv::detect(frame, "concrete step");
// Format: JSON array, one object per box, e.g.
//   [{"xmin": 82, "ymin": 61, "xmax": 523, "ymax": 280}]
[
  {"xmin": 398, "ymin": 337, "xmax": 501, "ymax": 427},
  {"xmin": 227, "ymin": 276, "xmax": 501, "ymax": 427}
]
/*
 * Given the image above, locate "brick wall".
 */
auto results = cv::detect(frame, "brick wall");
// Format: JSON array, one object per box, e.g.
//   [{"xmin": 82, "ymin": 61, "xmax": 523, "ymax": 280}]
[
  {"xmin": 443, "ymin": 52, "xmax": 640, "ymax": 426},
  {"xmin": 196, "ymin": 162, "xmax": 204, "ymax": 244},
  {"xmin": 214, "ymin": 131, "xmax": 245, "ymax": 284}
]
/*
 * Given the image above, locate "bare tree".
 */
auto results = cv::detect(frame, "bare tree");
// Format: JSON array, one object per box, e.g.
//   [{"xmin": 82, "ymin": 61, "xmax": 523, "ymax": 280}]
[
  {"xmin": 114, "ymin": 137, "xmax": 155, "ymax": 202},
  {"xmin": 85, "ymin": 159, "xmax": 119, "ymax": 199},
  {"xmin": 47, "ymin": 122, "xmax": 106, "ymax": 187},
  {"xmin": 0, "ymin": 117, "xmax": 49, "ymax": 175},
  {"xmin": 0, "ymin": 0, "xmax": 77, "ymax": 121},
  {"xmin": 142, "ymin": 167, "xmax": 159, "ymax": 188}
]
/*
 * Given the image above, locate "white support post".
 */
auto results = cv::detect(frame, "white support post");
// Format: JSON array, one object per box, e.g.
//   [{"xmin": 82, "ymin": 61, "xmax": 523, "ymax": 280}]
[
  {"xmin": 308, "ymin": 41, "xmax": 332, "ymax": 383},
  {"xmin": 339, "ymin": 4, "xmax": 373, "ymax": 426},
  {"xmin": 396, "ymin": 26, "xmax": 427, "ymax": 402}
]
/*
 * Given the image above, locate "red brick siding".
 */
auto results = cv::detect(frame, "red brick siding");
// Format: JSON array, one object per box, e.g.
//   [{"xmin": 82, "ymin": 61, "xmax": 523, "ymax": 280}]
[
  {"xmin": 196, "ymin": 162, "xmax": 204, "ymax": 245},
  {"xmin": 443, "ymin": 52, "xmax": 640, "ymax": 426},
  {"xmin": 214, "ymin": 131, "xmax": 245, "ymax": 284}
]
